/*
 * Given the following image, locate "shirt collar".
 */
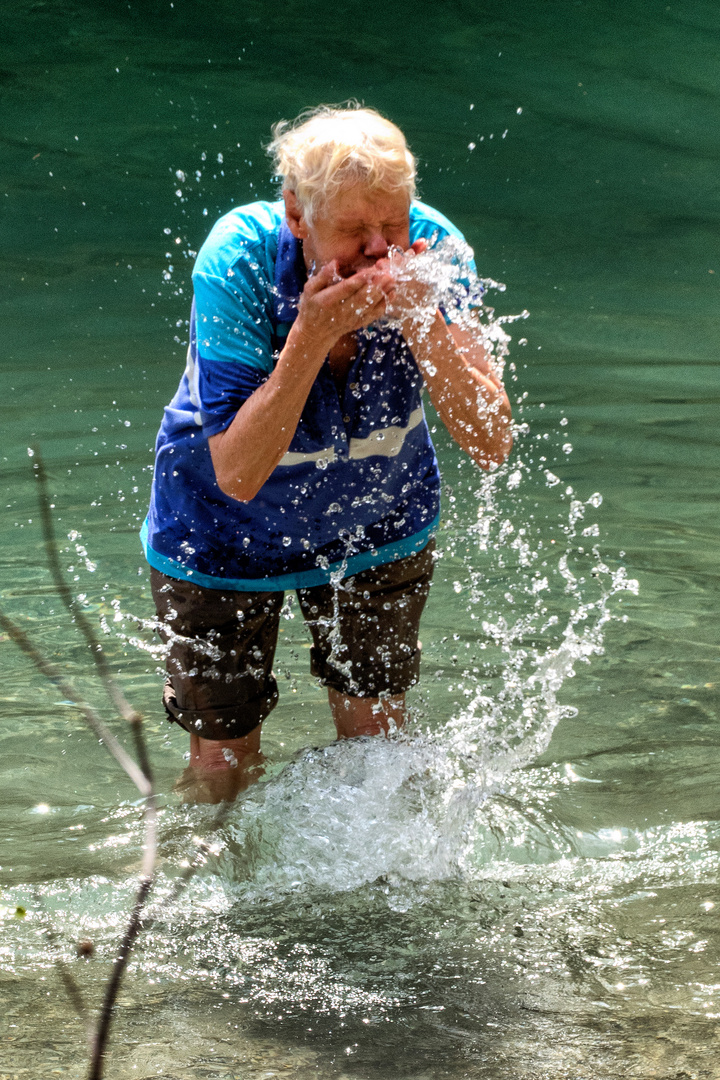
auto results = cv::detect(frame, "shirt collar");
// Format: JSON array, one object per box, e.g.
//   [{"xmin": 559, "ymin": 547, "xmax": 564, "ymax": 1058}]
[{"xmin": 273, "ymin": 217, "xmax": 307, "ymax": 323}]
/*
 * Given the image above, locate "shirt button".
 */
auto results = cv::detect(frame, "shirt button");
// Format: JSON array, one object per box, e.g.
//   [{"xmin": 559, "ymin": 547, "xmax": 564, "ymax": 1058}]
[{"xmin": 343, "ymin": 415, "xmax": 351, "ymax": 424}]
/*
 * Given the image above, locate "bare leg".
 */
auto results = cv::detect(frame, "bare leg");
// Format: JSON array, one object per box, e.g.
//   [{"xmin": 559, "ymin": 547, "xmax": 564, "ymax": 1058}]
[
  {"xmin": 328, "ymin": 687, "xmax": 406, "ymax": 739},
  {"xmin": 176, "ymin": 726, "xmax": 265, "ymax": 804}
]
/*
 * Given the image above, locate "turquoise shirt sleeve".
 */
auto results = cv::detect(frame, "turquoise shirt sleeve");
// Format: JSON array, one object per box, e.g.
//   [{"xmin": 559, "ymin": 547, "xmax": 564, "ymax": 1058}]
[
  {"xmin": 409, "ymin": 200, "xmax": 482, "ymax": 324},
  {"xmin": 192, "ymin": 255, "xmax": 275, "ymax": 375}
]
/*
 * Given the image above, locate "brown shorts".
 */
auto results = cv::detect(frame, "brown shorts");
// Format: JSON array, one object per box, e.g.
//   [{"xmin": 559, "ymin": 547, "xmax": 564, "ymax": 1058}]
[{"xmin": 150, "ymin": 539, "xmax": 435, "ymax": 741}]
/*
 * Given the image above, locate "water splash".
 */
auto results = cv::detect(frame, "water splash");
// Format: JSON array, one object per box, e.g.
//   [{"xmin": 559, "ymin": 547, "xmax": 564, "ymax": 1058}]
[
  {"xmin": 381, "ymin": 234, "xmax": 528, "ymax": 362},
  {"xmin": 211, "ymin": 542, "xmax": 635, "ymax": 898},
  {"xmin": 102, "ymin": 243, "xmax": 638, "ymax": 901},
  {"xmin": 195, "ymin": 252, "xmax": 635, "ymax": 897}
]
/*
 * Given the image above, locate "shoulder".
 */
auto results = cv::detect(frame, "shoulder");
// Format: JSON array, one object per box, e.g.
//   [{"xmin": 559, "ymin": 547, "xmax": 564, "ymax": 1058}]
[
  {"xmin": 410, "ymin": 199, "xmax": 479, "ymax": 303},
  {"xmin": 193, "ymin": 200, "xmax": 285, "ymax": 283},
  {"xmin": 409, "ymin": 200, "xmax": 468, "ymax": 245}
]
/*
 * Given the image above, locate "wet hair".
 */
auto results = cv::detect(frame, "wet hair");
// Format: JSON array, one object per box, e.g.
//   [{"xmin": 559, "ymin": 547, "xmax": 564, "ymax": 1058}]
[{"xmin": 266, "ymin": 103, "xmax": 417, "ymax": 225}]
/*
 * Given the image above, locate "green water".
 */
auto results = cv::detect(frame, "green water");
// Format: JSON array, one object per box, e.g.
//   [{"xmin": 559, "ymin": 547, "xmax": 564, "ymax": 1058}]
[{"xmin": 2, "ymin": 1, "xmax": 719, "ymax": 1077}]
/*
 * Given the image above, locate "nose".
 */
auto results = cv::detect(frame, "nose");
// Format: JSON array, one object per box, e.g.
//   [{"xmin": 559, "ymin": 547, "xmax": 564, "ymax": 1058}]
[{"xmin": 363, "ymin": 230, "xmax": 388, "ymax": 260}]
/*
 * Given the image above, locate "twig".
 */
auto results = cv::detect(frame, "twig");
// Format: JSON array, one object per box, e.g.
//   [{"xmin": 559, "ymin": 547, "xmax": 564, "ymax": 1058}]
[
  {"xmin": 30, "ymin": 447, "xmax": 143, "ymax": 727},
  {"xmin": 1, "ymin": 604, "xmax": 158, "ymax": 1076},
  {"xmin": 2, "ymin": 448, "xmax": 160, "ymax": 1077},
  {"xmin": 88, "ymin": 877, "xmax": 153, "ymax": 1080},
  {"xmin": 6, "ymin": 451, "xmax": 241, "ymax": 1077},
  {"xmin": 0, "ymin": 609, "xmax": 150, "ymax": 797},
  {"xmin": 30, "ymin": 447, "xmax": 161, "ymax": 1075}
]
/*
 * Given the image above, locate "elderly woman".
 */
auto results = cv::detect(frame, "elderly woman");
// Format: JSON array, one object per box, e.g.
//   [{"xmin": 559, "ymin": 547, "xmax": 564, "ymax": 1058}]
[{"xmin": 142, "ymin": 105, "xmax": 511, "ymax": 801}]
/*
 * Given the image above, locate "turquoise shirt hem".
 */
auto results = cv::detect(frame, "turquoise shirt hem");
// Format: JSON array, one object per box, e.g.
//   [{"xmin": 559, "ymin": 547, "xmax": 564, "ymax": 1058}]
[{"xmin": 140, "ymin": 515, "xmax": 439, "ymax": 592}]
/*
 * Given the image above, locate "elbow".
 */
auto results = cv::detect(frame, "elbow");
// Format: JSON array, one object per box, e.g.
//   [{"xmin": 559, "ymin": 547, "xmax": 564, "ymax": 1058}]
[
  {"xmin": 214, "ymin": 468, "xmax": 261, "ymax": 503},
  {"xmin": 209, "ymin": 438, "xmax": 264, "ymax": 502},
  {"xmin": 469, "ymin": 403, "xmax": 513, "ymax": 469},
  {"xmin": 471, "ymin": 433, "xmax": 513, "ymax": 471}
]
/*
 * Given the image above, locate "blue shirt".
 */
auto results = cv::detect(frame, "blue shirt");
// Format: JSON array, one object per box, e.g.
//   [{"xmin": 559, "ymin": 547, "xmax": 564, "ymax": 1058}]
[{"xmin": 142, "ymin": 199, "xmax": 477, "ymax": 591}]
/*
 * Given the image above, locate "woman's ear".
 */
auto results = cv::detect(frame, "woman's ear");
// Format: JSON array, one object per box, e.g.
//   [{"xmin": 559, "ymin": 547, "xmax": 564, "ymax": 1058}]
[{"xmin": 283, "ymin": 190, "xmax": 309, "ymax": 240}]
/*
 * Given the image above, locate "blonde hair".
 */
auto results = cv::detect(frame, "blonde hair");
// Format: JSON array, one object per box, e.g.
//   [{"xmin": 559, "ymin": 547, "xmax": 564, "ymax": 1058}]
[{"xmin": 267, "ymin": 104, "xmax": 417, "ymax": 224}]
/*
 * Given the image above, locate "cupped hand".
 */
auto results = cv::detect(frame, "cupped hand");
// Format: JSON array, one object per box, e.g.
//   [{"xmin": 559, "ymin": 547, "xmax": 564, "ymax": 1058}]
[
  {"xmin": 374, "ymin": 239, "xmax": 437, "ymax": 323},
  {"xmin": 295, "ymin": 260, "xmax": 397, "ymax": 347}
]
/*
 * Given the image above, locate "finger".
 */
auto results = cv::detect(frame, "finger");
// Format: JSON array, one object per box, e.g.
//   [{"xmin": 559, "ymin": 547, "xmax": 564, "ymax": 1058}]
[
  {"xmin": 342, "ymin": 280, "xmax": 387, "ymax": 319},
  {"xmin": 303, "ymin": 260, "xmax": 339, "ymax": 295},
  {"xmin": 351, "ymin": 294, "xmax": 388, "ymax": 329},
  {"xmin": 410, "ymin": 239, "xmax": 428, "ymax": 254},
  {"xmin": 326, "ymin": 268, "xmax": 382, "ymax": 301},
  {"xmin": 368, "ymin": 269, "xmax": 396, "ymax": 295},
  {"xmin": 351, "ymin": 281, "xmax": 387, "ymax": 313}
]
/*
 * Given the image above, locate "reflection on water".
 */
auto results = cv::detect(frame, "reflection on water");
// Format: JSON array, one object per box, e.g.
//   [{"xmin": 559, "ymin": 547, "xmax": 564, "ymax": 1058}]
[
  {"xmin": 3, "ymin": 762, "xmax": 720, "ymax": 1078},
  {"xmin": 2, "ymin": 0, "xmax": 720, "ymax": 1076}
]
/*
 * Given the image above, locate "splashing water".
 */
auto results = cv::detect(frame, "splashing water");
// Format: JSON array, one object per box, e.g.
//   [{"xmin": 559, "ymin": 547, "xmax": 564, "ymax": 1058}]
[
  {"xmin": 212, "ymin": 518, "xmax": 636, "ymax": 897},
  {"xmin": 195, "ymin": 248, "xmax": 638, "ymax": 896},
  {"xmin": 100, "ymin": 240, "xmax": 637, "ymax": 901}
]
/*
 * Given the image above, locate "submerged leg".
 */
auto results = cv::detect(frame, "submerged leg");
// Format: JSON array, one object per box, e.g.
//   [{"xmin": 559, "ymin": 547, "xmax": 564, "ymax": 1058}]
[
  {"xmin": 298, "ymin": 543, "xmax": 435, "ymax": 740},
  {"xmin": 177, "ymin": 727, "xmax": 265, "ymax": 804},
  {"xmin": 328, "ymin": 688, "xmax": 406, "ymax": 739},
  {"xmin": 150, "ymin": 568, "xmax": 281, "ymax": 803}
]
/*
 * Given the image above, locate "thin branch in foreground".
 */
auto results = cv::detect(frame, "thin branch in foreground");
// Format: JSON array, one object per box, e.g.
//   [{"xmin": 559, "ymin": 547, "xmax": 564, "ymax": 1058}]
[
  {"xmin": 88, "ymin": 877, "xmax": 153, "ymax": 1080},
  {"xmin": 6, "ymin": 450, "xmax": 238, "ymax": 1077},
  {"xmin": 29, "ymin": 446, "xmax": 143, "ymax": 728},
  {"xmin": 5, "ymin": 591, "xmax": 236, "ymax": 1075},
  {"xmin": 29, "ymin": 447, "xmax": 162, "ymax": 1075},
  {"xmin": 1, "ymin": 605, "xmax": 157, "ymax": 1077},
  {"xmin": 0, "ymin": 609, "xmax": 150, "ymax": 797}
]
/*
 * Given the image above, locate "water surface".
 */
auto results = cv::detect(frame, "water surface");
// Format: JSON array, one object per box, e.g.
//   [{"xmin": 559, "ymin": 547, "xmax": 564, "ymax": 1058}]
[{"xmin": 1, "ymin": 1, "xmax": 719, "ymax": 1077}]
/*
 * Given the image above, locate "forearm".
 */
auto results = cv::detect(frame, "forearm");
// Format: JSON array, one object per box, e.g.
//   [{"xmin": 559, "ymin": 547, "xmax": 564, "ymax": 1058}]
[
  {"xmin": 209, "ymin": 322, "xmax": 332, "ymax": 501},
  {"xmin": 403, "ymin": 310, "xmax": 512, "ymax": 469}
]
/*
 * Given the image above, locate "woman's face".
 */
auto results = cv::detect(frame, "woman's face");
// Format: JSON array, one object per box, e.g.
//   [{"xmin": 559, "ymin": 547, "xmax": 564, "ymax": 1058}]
[{"xmin": 286, "ymin": 184, "xmax": 411, "ymax": 279}]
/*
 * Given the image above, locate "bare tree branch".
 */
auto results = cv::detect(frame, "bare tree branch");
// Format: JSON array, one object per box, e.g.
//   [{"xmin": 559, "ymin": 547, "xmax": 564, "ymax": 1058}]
[
  {"xmin": 1, "ymin": 449, "xmax": 159, "ymax": 1076},
  {"xmin": 1, "ymin": 604, "xmax": 159, "ymax": 1076},
  {"xmin": 0, "ymin": 609, "xmax": 150, "ymax": 797},
  {"xmin": 29, "ymin": 446, "xmax": 143, "ymax": 727},
  {"xmin": 3, "ymin": 450, "xmax": 241, "ymax": 1077},
  {"xmin": 88, "ymin": 877, "xmax": 153, "ymax": 1080}
]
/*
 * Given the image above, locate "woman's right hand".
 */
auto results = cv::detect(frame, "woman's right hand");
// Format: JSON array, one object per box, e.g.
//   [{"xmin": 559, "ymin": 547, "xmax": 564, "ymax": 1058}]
[{"xmin": 294, "ymin": 260, "xmax": 396, "ymax": 348}]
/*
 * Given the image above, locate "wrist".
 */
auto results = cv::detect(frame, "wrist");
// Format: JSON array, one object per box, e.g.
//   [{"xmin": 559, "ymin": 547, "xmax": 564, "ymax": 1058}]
[
  {"xmin": 401, "ymin": 306, "xmax": 443, "ymax": 346},
  {"xmin": 286, "ymin": 316, "xmax": 337, "ymax": 361},
  {"xmin": 290, "ymin": 313, "xmax": 338, "ymax": 356}
]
